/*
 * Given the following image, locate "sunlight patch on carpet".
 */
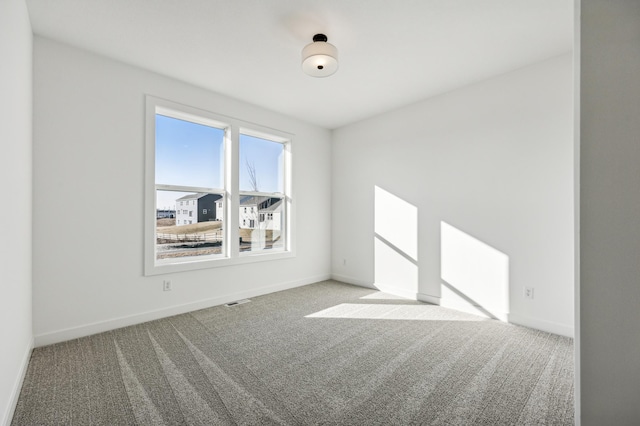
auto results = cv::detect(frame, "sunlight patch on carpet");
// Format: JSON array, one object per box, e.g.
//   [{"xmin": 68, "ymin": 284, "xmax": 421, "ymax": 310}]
[{"xmin": 306, "ymin": 303, "xmax": 489, "ymax": 321}]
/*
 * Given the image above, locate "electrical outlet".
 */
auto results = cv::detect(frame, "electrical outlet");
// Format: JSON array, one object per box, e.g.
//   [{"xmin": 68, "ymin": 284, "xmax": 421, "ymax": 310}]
[
  {"xmin": 524, "ymin": 287, "xmax": 534, "ymax": 300},
  {"xmin": 343, "ymin": 258, "xmax": 347, "ymax": 266},
  {"xmin": 163, "ymin": 280, "xmax": 172, "ymax": 291}
]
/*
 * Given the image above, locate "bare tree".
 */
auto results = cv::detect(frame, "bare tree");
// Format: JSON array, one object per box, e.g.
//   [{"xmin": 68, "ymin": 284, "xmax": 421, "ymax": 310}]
[{"xmin": 246, "ymin": 159, "xmax": 258, "ymax": 192}]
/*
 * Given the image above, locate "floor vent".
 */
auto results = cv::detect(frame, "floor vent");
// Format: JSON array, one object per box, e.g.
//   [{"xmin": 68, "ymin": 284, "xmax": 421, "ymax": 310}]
[{"xmin": 225, "ymin": 299, "xmax": 251, "ymax": 307}]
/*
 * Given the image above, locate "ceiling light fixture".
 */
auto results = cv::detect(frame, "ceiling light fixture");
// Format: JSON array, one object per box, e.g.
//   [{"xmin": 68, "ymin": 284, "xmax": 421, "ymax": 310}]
[{"xmin": 302, "ymin": 34, "xmax": 338, "ymax": 78}]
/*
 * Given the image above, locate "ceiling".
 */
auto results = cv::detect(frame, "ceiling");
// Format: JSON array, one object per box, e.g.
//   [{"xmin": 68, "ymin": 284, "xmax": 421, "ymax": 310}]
[{"xmin": 26, "ymin": 0, "xmax": 573, "ymax": 129}]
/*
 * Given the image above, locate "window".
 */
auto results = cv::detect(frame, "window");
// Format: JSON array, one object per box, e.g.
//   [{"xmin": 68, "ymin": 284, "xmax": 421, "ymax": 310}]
[
  {"xmin": 145, "ymin": 96, "xmax": 293, "ymax": 275},
  {"xmin": 153, "ymin": 110, "xmax": 224, "ymax": 266},
  {"xmin": 239, "ymin": 133, "xmax": 287, "ymax": 254}
]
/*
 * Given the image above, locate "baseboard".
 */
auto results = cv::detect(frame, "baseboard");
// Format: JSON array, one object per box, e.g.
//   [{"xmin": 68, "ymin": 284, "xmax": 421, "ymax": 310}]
[
  {"xmin": 34, "ymin": 274, "xmax": 330, "ymax": 347},
  {"xmin": 338, "ymin": 282, "xmax": 575, "ymax": 338},
  {"xmin": 428, "ymin": 294, "xmax": 509, "ymax": 322},
  {"xmin": 417, "ymin": 292, "xmax": 440, "ymax": 305},
  {"xmin": 331, "ymin": 275, "xmax": 426, "ymax": 301},
  {"xmin": 330, "ymin": 273, "xmax": 375, "ymax": 289},
  {"xmin": 331, "ymin": 281, "xmax": 432, "ymax": 307},
  {"xmin": 3, "ymin": 338, "xmax": 32, "ymax": 426},
  {"xmin": 418, "ymin": 293, "xmax": 574, "ymax": 337},
  {"xmin": 508, "ymin": 313, "xmax": 574, "ymax": 338},
  {"xmin": 372, "ymin": 284, "xmax": 420, "ymax": 301}
]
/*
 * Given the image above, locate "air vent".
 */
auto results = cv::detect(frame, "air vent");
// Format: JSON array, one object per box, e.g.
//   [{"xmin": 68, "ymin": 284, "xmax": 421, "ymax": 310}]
[{"xmin": 225, "ymin": 299, "xmax": 251, "ymax": 307}]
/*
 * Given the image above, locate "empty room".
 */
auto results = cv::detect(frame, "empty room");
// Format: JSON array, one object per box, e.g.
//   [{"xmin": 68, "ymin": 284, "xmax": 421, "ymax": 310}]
[{"xmin": 2, "ymin": 0, "xmax": 640, "ymax": 425}]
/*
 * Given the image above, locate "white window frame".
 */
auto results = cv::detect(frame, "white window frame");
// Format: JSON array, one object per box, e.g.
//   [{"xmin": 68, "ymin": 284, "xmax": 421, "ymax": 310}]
[
  {"xmin": 238, "ymin": 127, "xmax": 292, "ymax": 257},
  {"xmin": 145, "ymin": 96, "xmax": 294, "ymax": 276}
]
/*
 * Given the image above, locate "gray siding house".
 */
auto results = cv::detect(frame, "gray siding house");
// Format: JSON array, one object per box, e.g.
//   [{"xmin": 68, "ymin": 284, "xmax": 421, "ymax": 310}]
[
  {"xmin": 156, "ymin": 209, "xmax": 175, "ymax": 219},
  {"xmin": 175, "ymin": 193, "xmax": 221, "ymax": 226}
]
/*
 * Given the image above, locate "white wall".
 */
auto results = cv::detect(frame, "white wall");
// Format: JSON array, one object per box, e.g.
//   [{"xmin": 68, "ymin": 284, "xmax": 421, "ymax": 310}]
[
  {"xmin": 32, "ymin": 37, "xmax": 332, "ymax": 345},
  {"xmin": 580, "ymin": 1, "xmax": 640, "ymax": 423},
  {"xmin": 332, "ymin": 54, "xmax": 574, "ymax": 336},
  {"xmin": 0, "ymin": 0, "xmax": 33, "ymax": 424}
]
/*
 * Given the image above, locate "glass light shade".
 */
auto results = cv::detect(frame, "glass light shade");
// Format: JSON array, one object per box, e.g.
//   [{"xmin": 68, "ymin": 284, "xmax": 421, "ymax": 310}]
[{"xmin": 301, "ymin": 41, "xmax": 338, "ymax": 77}]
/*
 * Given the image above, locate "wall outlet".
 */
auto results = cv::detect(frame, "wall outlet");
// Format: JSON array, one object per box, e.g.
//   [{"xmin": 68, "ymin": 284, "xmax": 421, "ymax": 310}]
[
  {"xmin": 163, "ymin": 280, "xmax": 172, "ymax": 291},
  {"xmin": 343, "ymin": 258, "xmax": 347, "ymax": 266},
  {"xmin": 524, "ymin": 287, "xmax": 534, "ymax": 300}
]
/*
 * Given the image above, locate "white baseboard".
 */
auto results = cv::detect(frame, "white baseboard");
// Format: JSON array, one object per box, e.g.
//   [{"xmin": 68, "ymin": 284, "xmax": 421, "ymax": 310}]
[
  {"xmin": 331, "ymin": 276, "xmax": 427, "ymax": 301},
  {"xmin": 418, "ymin": 293, "xmax": 509, "ymax": 322},
  {"xmin": 34, "ymin": 274, "xmax": 331, "ymax": 347},
  {"xmin": 418, "ymin": 293, "xmax": 573, "ymax": 337},
  {"xmin": 3, "ymin": 338, "xmax": 32, "ymax": 426},
  {"xmin": 331, "ymin": 276, "xmax": 425, "ymax": 302},
  {"xmin": 417, "ymin": 292, "xmax": 440, "ymax": 305},
  {"xmin": 508, "ymin": 313, "xmax": 574, "ymax": 338},
  {"xmin": 330, "ymin": 273, "xmax": 375, "ymax": 289},
  {"xmin": 372, "ymin": 284, "xmax": 420, "ymax": 301}
]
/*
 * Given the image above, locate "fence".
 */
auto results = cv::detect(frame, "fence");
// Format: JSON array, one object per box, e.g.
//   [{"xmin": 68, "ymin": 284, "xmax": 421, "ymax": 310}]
[{"xmin": 157, "ymin": 232, "xmax": 222, "ymax": 244}]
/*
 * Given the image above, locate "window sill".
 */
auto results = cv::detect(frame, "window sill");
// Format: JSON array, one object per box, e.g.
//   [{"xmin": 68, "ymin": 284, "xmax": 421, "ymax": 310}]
[{"xmin": 145, "ymin": 250, "xmax": 295, "ymax": 276}]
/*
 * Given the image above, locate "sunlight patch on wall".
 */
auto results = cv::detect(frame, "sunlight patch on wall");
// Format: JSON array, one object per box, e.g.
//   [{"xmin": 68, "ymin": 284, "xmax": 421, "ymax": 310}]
[
  {"xmin": 374, "ymin": 186, "xmax": 419, "ymax": 297},
  {"xmin": 374, "ymin": 238, "xmax": 418, "ymax": 296},
  {"xmin": 306, "ymin": 303, "xmax": 488, "ymax": 322},
  {"xmin": 440, "ymin": 221, "xmax": 509, "ymax": 320},
  {"xmin": 375, "ymin": 186, "xmax": 417, "ymax": 260}
]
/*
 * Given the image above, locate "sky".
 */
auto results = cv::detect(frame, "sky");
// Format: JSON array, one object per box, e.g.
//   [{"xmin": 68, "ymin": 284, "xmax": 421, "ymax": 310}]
[
  {"xmin": 239, "ymin": 134, "xmax": 284, "ymax": 193},
  {"xmin": 155, "ymin": 114, "xmax": 283, "ymax": 210}
]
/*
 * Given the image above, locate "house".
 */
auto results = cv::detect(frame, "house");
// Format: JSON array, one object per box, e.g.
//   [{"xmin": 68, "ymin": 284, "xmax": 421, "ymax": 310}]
[
  {"xmin": 215, "ymin": 199, "xmax": 223, "ymax": 222},
  {"xmin": 260, "ymin": 199, "xmax": 283, "ymax": 232},
  {"xmin": 212, "ymin": 196, "xmax": 282, "ymax": 230},
  {"xmin": 156, "ymin": 209, "xmax": 175, "ymax": 219},
  {"xmin": 175, "ymin": 193, "xmax": 221, "ymax": 226},
  {"xmin": 3, "ymin": 0, "xmax": 640, "ymax": 424},
  {"xmin": 239, "ymin": 196, "xmax": 281, "ymax": 229}
]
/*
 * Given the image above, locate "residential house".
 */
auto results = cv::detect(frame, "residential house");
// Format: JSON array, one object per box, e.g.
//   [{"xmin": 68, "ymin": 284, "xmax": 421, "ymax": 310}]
[
  {"xmin": 213, "ymin": 196, "xmax": 283, "ymax": 230},
  {"xmin": 156, "ymin": 209, "xmax": 175, "ymax": 219},
  {"xmin": 259, "ymin": 198, "xmax": 283, "ymax": 232},
  {"xmin": 175, "ymin": 193, "xmax": 221, "ymax": 226},
  {"xmin": 239, "ymin": 196, "xmax": 281, "ymax": 229}
]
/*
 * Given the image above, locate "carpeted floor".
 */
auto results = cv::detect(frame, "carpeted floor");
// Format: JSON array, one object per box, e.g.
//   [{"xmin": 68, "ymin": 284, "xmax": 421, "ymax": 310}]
[{"xmin": 12, "ymin": 280, "xmax": 574, "ymax": 425}]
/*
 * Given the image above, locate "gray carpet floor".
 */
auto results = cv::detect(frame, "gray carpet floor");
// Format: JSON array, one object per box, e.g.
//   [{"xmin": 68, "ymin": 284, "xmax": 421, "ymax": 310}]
[{"xmin": 12, "ymin": 280, "xmax": 574, "ymax": 425}]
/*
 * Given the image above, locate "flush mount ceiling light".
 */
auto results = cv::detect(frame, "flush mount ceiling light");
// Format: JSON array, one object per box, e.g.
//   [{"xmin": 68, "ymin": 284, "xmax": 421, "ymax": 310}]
[{"xmin": 302, "ymin": 34, "xmax": 338, "ymax": 77}]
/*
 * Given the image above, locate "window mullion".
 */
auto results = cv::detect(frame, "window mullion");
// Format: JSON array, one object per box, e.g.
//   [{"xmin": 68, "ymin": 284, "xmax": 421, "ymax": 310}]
[
  {"xmin": 284, "ymin": 138, "xmax": 293, "ymax": 252},
  {"xmin": 227, "ymin": 125, "xmax": 240, "ymax": 257}
]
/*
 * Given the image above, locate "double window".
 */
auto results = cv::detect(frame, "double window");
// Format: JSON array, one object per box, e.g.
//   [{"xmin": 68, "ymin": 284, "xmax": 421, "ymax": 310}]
[{"xmin": 145, "ymin": 97, "xmax": 293, "ymax": 275}]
